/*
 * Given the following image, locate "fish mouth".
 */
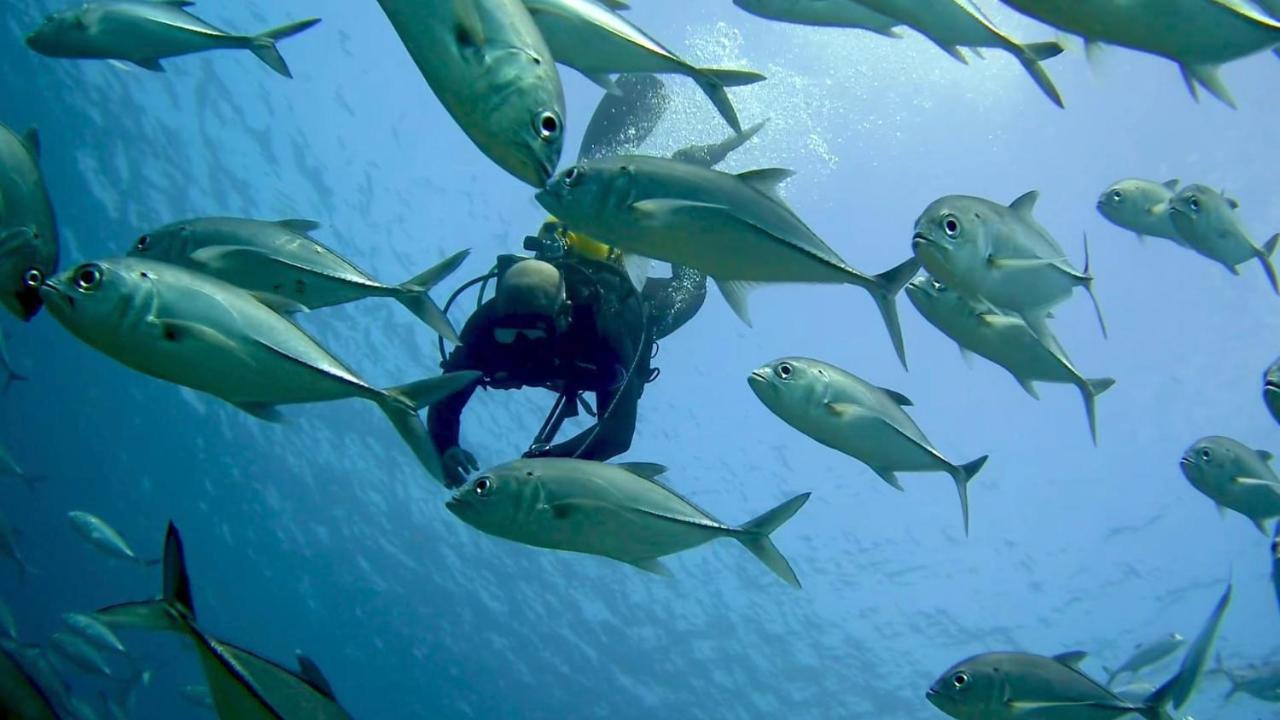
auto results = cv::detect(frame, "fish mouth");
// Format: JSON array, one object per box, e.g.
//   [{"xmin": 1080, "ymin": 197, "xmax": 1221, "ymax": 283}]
[
  {"xmin": 1179, "ymin": 456, "xmax": 1194, "ymax": 467},
  {"xmin": 749, "ymin": 369, "xmax": 768, "ymax": 382},
  {"xmin": 1265, "ymin": 379, "xmax": 1280, "ymax": 393},
  {"xmin": 37, "ymin": 282, "xmax": 70, "ymax": 312}
]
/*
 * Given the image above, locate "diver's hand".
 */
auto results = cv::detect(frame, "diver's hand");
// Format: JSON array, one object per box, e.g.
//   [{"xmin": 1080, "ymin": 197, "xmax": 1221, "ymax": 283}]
[{"xmin": 442, "ymin": 446, "xmax": 479, "ymax": 489}]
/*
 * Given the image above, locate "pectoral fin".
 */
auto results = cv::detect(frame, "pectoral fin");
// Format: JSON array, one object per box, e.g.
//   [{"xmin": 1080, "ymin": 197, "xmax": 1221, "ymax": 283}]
[
  {"xmin": 629, "ymin": 198, "xmax": 729, "ymax": 221},
  {"xmin": 154, "ymin": 320, "xmax": 251, "ymax": 363}
]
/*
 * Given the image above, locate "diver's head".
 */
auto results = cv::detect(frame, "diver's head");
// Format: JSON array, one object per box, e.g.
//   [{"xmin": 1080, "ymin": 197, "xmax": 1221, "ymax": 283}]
[{"xmin": 495, "ymin": 259, "xmax": 569, "ymax": 337}]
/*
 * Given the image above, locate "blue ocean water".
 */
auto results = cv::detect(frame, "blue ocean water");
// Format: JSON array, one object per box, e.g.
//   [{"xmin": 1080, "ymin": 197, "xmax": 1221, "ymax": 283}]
[{"xmin": 1, "ymin": 1, "xmax": 1277, "ymax": 718}]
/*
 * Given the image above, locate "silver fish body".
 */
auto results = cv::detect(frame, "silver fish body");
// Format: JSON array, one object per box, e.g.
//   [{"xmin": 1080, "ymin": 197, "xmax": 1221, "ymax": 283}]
[
  {"xmin": 912, "ymin": 191, "xmax": 1104, "ymax": 340},
  {"xmin": 67, "ymin": 512, "xmax": 154, "ymax": 565},
  {"xmin": 1000, "ymin": 0, "xmax": 1280, "ymax": 106},
  {"xmin": 96, "ymin": 523, "xmax": 352, "ymax": 719},
  {"xmin": 42, "ymin": 258, "xmax": 477, "ymax": 483},
  {"xmin": 538, "ymin": 155, "xmax": 920, "ymax": 366},
  {"xmin": 524, "ymin": 0, "xmax": 766, "ymax": 132},
  {"xmin": 1167, "ymin": 184, "xmax": 1279, "ymax": 293},
  {"xmin": 375, "ymin": 0, "xmax": 564, "ymax": 187},
  {"xmin": 447, "ymin": 458, "xmax": 808, "ymax": 586},
  {"xmin": 130, "ymin": 217, "xmax": 468, "ymax": 343},
  {"xmin": 848, "ymin": 0, "xmax": 1065, "ymax": 106},
  {"xmin": 928, "ymin": 650, "xmax": 1160, "ymax": 720},
  {"xmin": 0, "ymin": 124, "xmax": 58, "ymax": 322},
  {"xmin": 26, "ymin": 1, "xmax": 320, "ymax": 77},
  {"xmin": 748, "ymin": 356, "xmax": 986, "ymax": 533},
  {"xmin": 906, "ymin": 275, "xmax": 1114, "ymax": 443},
  {"xmin": 732, "ymin": 0, "xmax": 902, "ymax": 36},
  {"xmin": 1179, "ymin": 436, "xmax": 1280, "ymax": 535},
  {"xmin": 1096, "ymin": 178, "xmax": 1185, "ymax": 245},
  {"xmin": 1104, "ymin": 633, "xmax": 1185, "ymax": 686}
]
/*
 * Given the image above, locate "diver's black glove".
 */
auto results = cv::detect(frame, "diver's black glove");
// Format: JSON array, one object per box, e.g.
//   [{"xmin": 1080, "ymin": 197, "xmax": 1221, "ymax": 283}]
[{"xmin": 442, "ymin": 446, "xmax": 479, "ymax": 489}]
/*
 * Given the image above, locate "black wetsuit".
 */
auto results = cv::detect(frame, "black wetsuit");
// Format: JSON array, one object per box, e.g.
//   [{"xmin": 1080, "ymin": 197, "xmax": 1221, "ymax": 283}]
[{"xmin": 428, "ymin": 258, "xmax": 705, "ymax": 469}]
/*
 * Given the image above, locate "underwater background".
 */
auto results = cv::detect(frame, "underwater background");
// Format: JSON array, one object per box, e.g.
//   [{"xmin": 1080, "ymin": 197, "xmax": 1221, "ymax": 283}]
[{"xmin": 2, "ymin": 1, "xmax": 1278, "ymax": 717}]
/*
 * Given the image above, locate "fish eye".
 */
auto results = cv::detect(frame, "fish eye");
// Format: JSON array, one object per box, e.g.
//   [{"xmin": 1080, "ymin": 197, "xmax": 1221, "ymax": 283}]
[
  {"xmin": 74, "ymin": 264, "xmax": 103, "ymax": 292},
  {"xmin": 942, "ymin": 215, "xmax": 960, "ymax": 238},
  {"xmin": 563, "ymin": 166, "xmax": 582, "ymax": 188},
  {"xmin": 135, "ymin": 235, "xmax": 151, "ymax": 251},
  {"xmin": 534, "ymin": 110, "xmax": 562, "ymax": 142},
  {"xmin": 952, "ymin": 671, "xmax": 970, "ymax": 689},
  {"xmin": 775, "ymin": 362, "xmax": 793, "ymax": 380},
  {"xmin": 1111, "ymin": 190, "xmax": 1123, "ymax": 202},
  {"xmin": 930, "ymin": 279, "xmax": 946, "ymax": 292},
  {"xmin": 474, "ymin": 477, "xmax": 491, "ymax": 497},
  {"xmin": 1200, "ymin": 448, "xmax": 1212, "ymax": 461},
  {"xmin": 22, "ymin": 268, "xmax": 43, "ymax": 288},
  {"xmin": 1188, "ymin": 196, "xmax": 1200, "ymax": 212}
]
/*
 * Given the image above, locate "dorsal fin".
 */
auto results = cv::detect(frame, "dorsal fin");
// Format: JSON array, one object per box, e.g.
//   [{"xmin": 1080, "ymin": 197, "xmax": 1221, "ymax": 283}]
[
  {"xmin": 163, "ymin": 522, "xmax": 195, "ymax": 621},
  {"xmin": 1162, "ymin": 178, "xmax": 1179, "ymax": 191},
  {"xmin": 736, "ymin": 168, "xmax": 796, "ymax": 204},
  {"xmin": 1009, "ymin": 190, "xmax": 1039, "ymax": 216},
  {"xmin": 1053, "ymin": 651, "xmax": 1088, "ymax": 668},
  {"xmin": 616, "ymin": 462, "xmax": 669, "ymax": 480},
  {"xmin": 21, "ymin": 128, "xmax": 40, "ymax": 161},
  {"xmin": 296, "ymin": 653, "xmax": 338, "ymax": 700},
  {"xmin": 878, "ymin": 387, "xmax": 913, "ymax": 406},
  {"xmin": 1257, "ymin": 449, "xmax": 1274, "ymax": 463}
]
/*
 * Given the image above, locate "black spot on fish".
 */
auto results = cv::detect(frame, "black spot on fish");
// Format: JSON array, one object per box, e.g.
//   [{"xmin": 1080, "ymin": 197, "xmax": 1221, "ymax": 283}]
[
  {"xmin": 294, "ymin": 279, "xmax": 306, "ymax": 295},
  {"xmin": 552, "ymin": 504, "xmax": 573, "ymax": 520},
  {"xmin": 164, "ymin": 327, "xmax": 179, "ymax": 342}
]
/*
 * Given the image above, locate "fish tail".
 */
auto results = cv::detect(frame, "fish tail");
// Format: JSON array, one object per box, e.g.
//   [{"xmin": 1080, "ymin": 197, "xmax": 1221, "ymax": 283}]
[
  {"xmin": 865, "ymin": 256, "xmax": 921, "ymax": 370},
  {"xmin": 1079, "ymin": 232, "xmax": 1107, "ymax": 338},
  {"xmin": 248, "ymin": 18, "xmax": 322, "ymax": 79},
  {"xmin": 1214, "ymin": 653, "xmax": 1241, "ymax": 700},
  {"xmin": 1016, "ymin": 41, "xmax": 1065, "ymax": 108},
  {"xmin": 949, "ymin": 456, "xmax": 988, "ymax": 536},
  {"xmin": 395, "ymin": 249, "xmax": 471, "ymax": 344},
  {"xmin": 690, "ymin": 68, "xmax": 766, "ymax": 133},
  {"xmin": 375, "ymin": 372, "xmax": 481, "ymax": 485},
  {"xmin": 1102, "ymin": 665, "xmax": 1119, "ymax": 687},
  {"xmin": 1257, "ymin": 233, "xmax": 1279, "ymax": 295},
  {"xmin": 735, "ymin": 493, "xmax": 810, "ymax": 588},
  {"xmin": 1078, "ymin": 377, "xmax": 1116, "ymax": 446},
  {"xmin": 95, "ymin": 522, "xmax": 193, "ymax": 634}
]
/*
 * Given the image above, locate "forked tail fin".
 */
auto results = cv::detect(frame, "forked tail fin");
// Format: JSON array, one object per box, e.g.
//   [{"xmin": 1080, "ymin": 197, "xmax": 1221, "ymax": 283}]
[{"xmin": 735, "ymin": 493, "xmax": 810, "ymax": 588}]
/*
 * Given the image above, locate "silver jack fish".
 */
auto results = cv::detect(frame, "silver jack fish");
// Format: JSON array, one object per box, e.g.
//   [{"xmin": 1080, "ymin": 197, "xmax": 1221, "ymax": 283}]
[
  {"xmin": 375, "ymin": 0, "xmax": 565, "ymax": 188},
  {"xmin": 1217, "ymin": 656, "xmax": 1280, "ymax": 702},
  {"xmin": 912, "ymin": 191, "xmax": 1105, "ymax": 343},
  {"xmin": 732, "ymin": 0, "xmax": 903, "ymax": 37},
  {"xmin": 447, "ymin": 458, "xmax": 809, "ymax": 587},
  {"xmin": 1097, "ymin": 178, "xmax": 1186, "ymax": 246},
  {"xmin": 67, "ymin": 512, "xmax": 159, "ymax": 567},
  {"xmin": 42, "ymin": 258, "xmax": 479, "ymax": 483},
  {"xmin": 906, "ymin": 275, "xmax": 1114, "ymax": 444},
  {"xmin": 0, "ymin": 124, "xmax": 58, "ymax": 322},
  {"xmin": 537, "ymin": 155, "xmax": 920, "ymax": 367},
  {"xmin": 129, "ymin": 217, "xmax": 469, "ymax": 344},
  {"xmin": 671, "ymin": 120, "xmax": 767, "ymax": 169},
  {"xmin": 578, "ymin": 74, "xmax": 671, "ymax": 161},
  {"xmin": 26, "ymin": 1, "xmax": 321, "ymax": 78},
  {"xmin": 928, "ymin": 583, "xmax": 1230, "ymax": 719},
  {"xmin": 748, "ymin": 356, "xmax": 986, "ymax": 534},
  {"xmin": 833, "ymin": 0, "xmax": 1065, "ymax": 106},
  {"xmin": 97, "ymin": 523, "xmax": 353, "ymax": 719},
  {"xmin": 1167, "ymin": 184, "xmax": 1279, "ymax": 294},
  {"xmin": 1002, "ymin": 0, "xmax": 1280, "ymax": 107},
  {"xmin": 50, "ymin": 632, "xmax": 113, "ymax": 679},
  {"xmin": 1103, "ymin": 633, "xmax": 1185, "ymax": 687},
  {"xmin": 62, "ymin": 613, "xmax": 127, "ymax": 655},
  {"xmin": 1179, "ymin": 436, "xmax": 1280, "ymax": 535},
  {"xmin": 523, "ymin": 0, "xmax": 766, "ymax": 132}
]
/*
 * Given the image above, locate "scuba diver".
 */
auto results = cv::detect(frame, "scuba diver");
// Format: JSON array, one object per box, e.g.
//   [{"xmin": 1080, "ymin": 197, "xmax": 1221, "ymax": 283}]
[
  {"xmin": 429, "ymin": 74, "xmax": 764, "ymax": 488},
  {"xmin": 429, "ymin": 219, "xmax": 706, "ymax": 487}
]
